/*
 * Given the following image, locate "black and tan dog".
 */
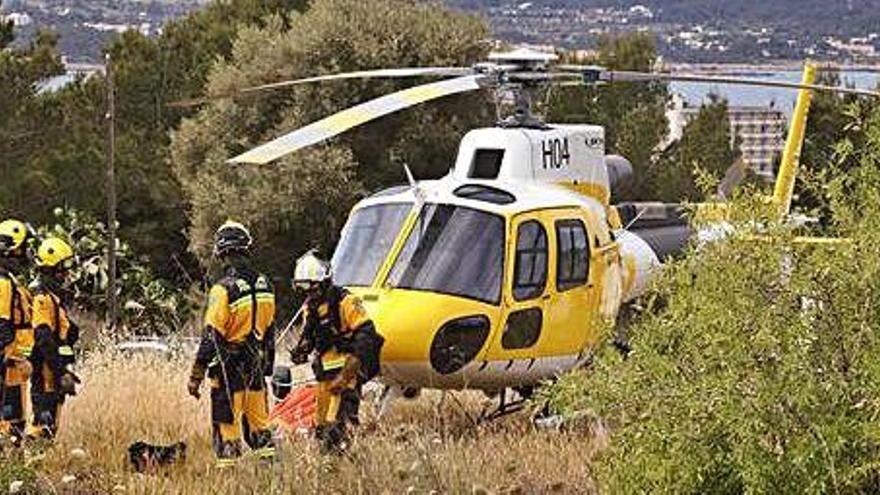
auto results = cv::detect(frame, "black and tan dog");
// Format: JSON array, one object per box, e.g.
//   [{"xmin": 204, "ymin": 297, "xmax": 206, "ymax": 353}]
[{"xmin": 128, "ymin": 441, "xmax": 187, "ymax": 473}]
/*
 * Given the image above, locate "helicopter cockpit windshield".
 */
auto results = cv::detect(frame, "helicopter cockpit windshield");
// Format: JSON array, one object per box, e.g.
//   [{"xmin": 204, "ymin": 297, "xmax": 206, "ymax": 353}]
[
  {"xmin": 332, "ymin": 203, "xmax": 412, "ymax": 286},
  {"xmin": 387, "ymin": 204, "xmax": 505, "ymax": 305}
]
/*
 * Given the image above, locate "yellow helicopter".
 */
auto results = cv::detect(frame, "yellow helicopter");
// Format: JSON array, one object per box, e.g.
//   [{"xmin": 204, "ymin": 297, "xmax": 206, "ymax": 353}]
[{"xmin": 190, "ymin": 50, "xmax": 879, "ymax": 417}]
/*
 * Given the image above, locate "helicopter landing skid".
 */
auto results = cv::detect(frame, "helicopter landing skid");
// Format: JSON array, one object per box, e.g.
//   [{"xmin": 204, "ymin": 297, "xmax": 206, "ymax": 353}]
[{"xmin": 478, "ymin": 387, "xmax": 532, "ymax": 423}]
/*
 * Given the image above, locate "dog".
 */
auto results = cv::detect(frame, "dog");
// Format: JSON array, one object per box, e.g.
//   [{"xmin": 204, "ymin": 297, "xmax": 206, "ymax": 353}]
[{"xmin": 128, "ymin": 441, "xmax": 187, "ymax": 474}]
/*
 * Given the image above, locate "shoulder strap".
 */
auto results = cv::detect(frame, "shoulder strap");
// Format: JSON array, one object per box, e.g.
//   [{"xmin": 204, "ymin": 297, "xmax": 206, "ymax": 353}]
[
  {"xmin": 52, "ymin": 292, "xmax": 60, "ymax": 333},
  {"xmin": 330, "ymin": 287, "xmax": 348, "ymax": 334},
  {"xmin": 250, "ymin": 278, "xmax": 258, "ymax": 334},
  {"xmin": 1, "ymin": 273, "xmax": 24, "ymax": 327},
  {"xmin": 7, "ymin": 274, "xmax": 16, "ymax": 324},
  {"xmin": 230, "ymin": 269, "xmax": 260, "ymax": 335}
]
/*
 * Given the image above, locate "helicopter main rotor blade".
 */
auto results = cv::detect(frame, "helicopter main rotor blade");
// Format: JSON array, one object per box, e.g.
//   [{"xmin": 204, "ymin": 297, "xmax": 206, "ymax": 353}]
[
  {"xmin": 557, "ymin": 66, "xmax": 880, "ymax": 98},
  {"xmin": 612, "ymin": 71, "xmax": 880, "ymax": 97},
  {"xmin": 169, "ymin": 67, "xmax": 474, "ymax": 107},
  {"xmin": 229, "ymin": 74, "xmax": 486, "ymax": 164}
]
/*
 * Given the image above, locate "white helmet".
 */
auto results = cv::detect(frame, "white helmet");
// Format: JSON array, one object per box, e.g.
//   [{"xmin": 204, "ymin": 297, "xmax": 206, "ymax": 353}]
[{"xmin": 293, "ymin": 250, "xmax": 331, "ymax": 289}]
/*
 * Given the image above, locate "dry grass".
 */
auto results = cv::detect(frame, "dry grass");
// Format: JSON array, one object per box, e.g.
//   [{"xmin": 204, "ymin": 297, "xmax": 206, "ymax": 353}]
[{"xmin": 8, "ymin": 349, "xmax": 600, "ymax": 494}]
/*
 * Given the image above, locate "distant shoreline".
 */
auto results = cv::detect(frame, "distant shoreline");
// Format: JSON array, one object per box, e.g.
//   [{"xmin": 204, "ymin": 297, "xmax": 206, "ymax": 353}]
[{"xmin": 666, "ymin": 62, "xmax": 880, "ymax": 74}]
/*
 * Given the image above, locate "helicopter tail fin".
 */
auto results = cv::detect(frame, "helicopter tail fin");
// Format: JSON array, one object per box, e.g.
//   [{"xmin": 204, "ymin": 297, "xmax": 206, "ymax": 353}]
[{"xmin": 771, "ymin": 62, "xmax": 817, "ymax": 219}]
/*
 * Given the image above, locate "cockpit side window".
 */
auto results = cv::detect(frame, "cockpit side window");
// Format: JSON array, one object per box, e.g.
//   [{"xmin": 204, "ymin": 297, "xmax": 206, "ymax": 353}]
[
  {"xmin": 513, "ymin": 220, "xmax": 548, "ymax": 301},
  {"xmin": 388, "ymin": 204, "xmax": 505, "ymax": 304},
  {"xmin": 331, "ymin": 203, "xmax": 412, "ymax": 287}
]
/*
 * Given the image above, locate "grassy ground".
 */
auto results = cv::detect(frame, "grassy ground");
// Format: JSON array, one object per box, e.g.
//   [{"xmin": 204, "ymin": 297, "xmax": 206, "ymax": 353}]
[{"xmin": 3, "ymin": 350, "xmax": 600, "ymax": 494}]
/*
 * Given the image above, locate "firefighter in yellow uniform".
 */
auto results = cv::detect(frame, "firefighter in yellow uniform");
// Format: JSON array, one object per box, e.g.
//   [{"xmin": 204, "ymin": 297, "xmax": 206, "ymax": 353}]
[
  {"xmin": 187, "ymin": 221, "xmax": 276, "ymax": 467},
  {"xmin": 28, "ymin": 237, "xmax": 79, "ymax": 440},
  {"xmin": 290, "ymin": 251, "xmax": 384, "ymax": 454},
  {"xmin": 0, "ymin": 220, "xmax": 34, "ymax": 446}
]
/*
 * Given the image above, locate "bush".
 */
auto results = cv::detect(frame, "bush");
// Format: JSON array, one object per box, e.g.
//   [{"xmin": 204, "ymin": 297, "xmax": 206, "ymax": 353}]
[
  {"xmin": 36, "ymin": 208, "xmax": 195, "ymax": 335},
  {"xmin": 544, "ymin": 105, "xmax": 880, "ymax": 493},
  {"xmin": 0, "ymin": 456, "xmax": 39, "ymax": 495}
]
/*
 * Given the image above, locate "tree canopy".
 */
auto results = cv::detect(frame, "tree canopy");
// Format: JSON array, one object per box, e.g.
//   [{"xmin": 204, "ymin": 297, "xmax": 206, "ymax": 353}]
[
  {"xmin": 171, "ymin": 0, "xmax": 492, "ymax": 274},
  {"xmin": 545, "ymin": 33, "xmax": 671, "ymax": 200},
  {"xmin": 546, "ymin": 103, "xmax": 880, "ymax": 493},
  {"xmin": 651, "ymin": 95, "xmax": 739, "ymax": 202},
  {"xmin": 0, "ymin": 0, "xmax": 309, "ymax": 283}
]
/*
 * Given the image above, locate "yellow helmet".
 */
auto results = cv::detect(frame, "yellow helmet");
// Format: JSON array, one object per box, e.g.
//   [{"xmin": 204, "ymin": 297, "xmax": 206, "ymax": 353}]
[
  {"xmin": 35, "ymin": 237, "xmax": 75, "ymax": 270},
  {"xmin": 293, "ymin": 250, "xmax": 331, "ymax": 289},
  {"xmin": 0, "ymin": 219, "xmax": 31, "ymax": 256}
]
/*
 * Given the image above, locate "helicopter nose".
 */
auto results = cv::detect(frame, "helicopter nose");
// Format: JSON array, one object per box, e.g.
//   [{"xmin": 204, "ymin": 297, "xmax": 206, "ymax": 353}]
[{"xmin": 350, "ymin": 288, "xmax": 497, "ymax": 386}]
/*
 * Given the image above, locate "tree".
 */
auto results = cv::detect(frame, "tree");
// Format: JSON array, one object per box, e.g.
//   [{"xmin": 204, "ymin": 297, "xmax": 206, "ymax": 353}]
[
  {"xmin": 0, "ymin": 29, "xmax": 66, "ymax": 214},
  {"xmin": 96, "ymin": 0, "xmax": 309, "ymax": 282},
  {"xmin": 651, "ymin": 95, "xmax": 738, "ymax": 202},
  {"xmin": 545, "ymin": 32, "xmax": 669, "ymax": 200},
  {"xmin": 2, "ymin": 0, "xmax": 310, "ymax": 285},
  {"xmin": 171, "ymin": 0, "xmax": 492, "ymax": 275},
  {"xmin": 794, "ymin": 68, "xmax": 878, "ymax": 227}
]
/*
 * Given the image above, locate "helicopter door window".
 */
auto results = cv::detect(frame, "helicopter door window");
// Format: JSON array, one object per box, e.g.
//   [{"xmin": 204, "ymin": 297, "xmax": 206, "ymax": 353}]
[
  {"xmin": 513, "ymin": 220, "xmax": 548, "ymax": 301},
  {"xmin": 469, "ymin": 149, "xmax": 505, "ymax": 179},
  {"xmin": 556, "ymin": 219, "xmax": 589, "ymax": 291}
]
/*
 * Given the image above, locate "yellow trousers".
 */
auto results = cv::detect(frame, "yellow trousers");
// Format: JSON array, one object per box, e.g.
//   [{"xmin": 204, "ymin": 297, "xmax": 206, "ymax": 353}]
[
  {"xmin": 28, "ymin": 363, "xmax": 64, "ymax": 439},
  {"xmin": 313, "ymin": 372, "xmax": 360, "ymax": 454},
  {"xmin": 215, "ymin": 389, "xmax": 270, "ymax": 442},
  {"xmin": 210, "ymin": 386, "xmax": 275, "ymax": 464},
  {"xmin": 0, "ymin": 361, "xmax": 31, "ymax": 442},
  {"xmin": 315, "ymin": 377, "xmax": 356, "ymax": 426}
]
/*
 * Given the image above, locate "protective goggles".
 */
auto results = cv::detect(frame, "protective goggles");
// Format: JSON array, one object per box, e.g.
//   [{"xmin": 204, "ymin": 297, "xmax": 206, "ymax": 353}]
[{"xmin": 293, "ymin": 280, "xmax": 320, "ymax": 292}]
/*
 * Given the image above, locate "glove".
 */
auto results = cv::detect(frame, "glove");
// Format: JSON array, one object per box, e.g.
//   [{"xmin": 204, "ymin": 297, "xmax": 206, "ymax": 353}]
[
  {"xmin": 328, "ymin": 375, "xmax": 348, "ymax": 394},
  {"xmin": 187, "ymin": 376, "xmax": 202, "ymax": 400},
  {"xmin": 329, "ymin": 356, "xmax": 360, "ymax": 394},
  {"xmin": 188, "ymin": 365, "xmax": 205, "ymax": 400},
  {"xmin": 59, "ymin": 371, "xmax": 80, "ymax": 396}
]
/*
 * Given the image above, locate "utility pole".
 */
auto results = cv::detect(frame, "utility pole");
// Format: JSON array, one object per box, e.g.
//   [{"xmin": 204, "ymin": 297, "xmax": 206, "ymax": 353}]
[{"xmin": 105, "ymin": 52, "xmax": 118, "ymax": 332}]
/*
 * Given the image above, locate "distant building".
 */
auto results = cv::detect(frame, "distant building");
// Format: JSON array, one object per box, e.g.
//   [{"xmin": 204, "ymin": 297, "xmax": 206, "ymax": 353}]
[
  {"xmin": 2, "ymin": 11, "xmax": 32, "ymax": 26},
  {"xmin": 666, "ymin": 93, "xmax": 787, "ymax": 181},
  {"xmin": 37, "ymin": 61, "xmax": 104, "ymax": 94},
  {"xmin": 728, "ymin": 105, "xmax": 786, "ymax": 180}
]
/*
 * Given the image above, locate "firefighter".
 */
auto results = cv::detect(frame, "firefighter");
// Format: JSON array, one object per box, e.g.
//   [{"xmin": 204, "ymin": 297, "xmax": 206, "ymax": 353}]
[
  {"xmin": 290, "ymin": 250, "xmax": 384, "ymax": 454},
  {"xmin": 187, "ymin": 221, "xmax": 276, "ymax": 467},
  {"xmin": 28, "ymin": 237, "xmax": 79, "ymax": 440},
  {"xmin": 0, "ymin": 220, "xmax": 34, "ymax": 446}
]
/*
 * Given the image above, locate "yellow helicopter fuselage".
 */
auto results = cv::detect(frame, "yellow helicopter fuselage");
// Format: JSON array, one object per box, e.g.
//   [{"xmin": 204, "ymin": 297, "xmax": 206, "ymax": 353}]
[{"xmin": 331, "ymin": 175, "xmax": 632, "ymax": 392}]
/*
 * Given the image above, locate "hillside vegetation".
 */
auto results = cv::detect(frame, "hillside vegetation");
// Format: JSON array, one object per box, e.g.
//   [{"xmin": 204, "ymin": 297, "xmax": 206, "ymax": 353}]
[
  {"xmin": 449, "ymin": 0, "xmax": 880, "ymax": 34},
  {"xmin": 544, "ymin": 103, "xmax": 880, "ymax": 492}
]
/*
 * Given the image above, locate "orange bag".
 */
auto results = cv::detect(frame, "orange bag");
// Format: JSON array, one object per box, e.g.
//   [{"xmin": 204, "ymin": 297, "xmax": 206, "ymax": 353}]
[{"xmin": 270, "ymin": 385, "xmax": 317, "ymax": 432}]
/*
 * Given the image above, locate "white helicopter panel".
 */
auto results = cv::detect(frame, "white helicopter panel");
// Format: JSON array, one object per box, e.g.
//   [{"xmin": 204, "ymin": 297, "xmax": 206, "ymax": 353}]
[
  {"xmin": 526, "ymin": 125, "xmax": 607, "ymax": 187},
  {"xmin": 451, "ymin": 126, "xmax": 608, "ymax": 193}
]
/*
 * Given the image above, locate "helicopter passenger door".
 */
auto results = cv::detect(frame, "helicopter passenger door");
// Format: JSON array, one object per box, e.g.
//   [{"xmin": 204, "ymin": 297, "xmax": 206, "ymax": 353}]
[
  {"xmin": 542, "ymin": 209, "xmax": 603, "ymax": 359},
  {"xmin": 485, "ymin": 212, "xmax": 551, "ymax": 366}
]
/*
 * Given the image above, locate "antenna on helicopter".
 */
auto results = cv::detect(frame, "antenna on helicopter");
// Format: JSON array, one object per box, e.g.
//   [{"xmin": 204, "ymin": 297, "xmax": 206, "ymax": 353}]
[{"xmin": 403, "ymin": 163, "xmax": 425, "ymax": 207}]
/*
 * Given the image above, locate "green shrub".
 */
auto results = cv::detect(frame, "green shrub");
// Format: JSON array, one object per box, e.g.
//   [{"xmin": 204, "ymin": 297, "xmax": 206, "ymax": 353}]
[
  {"xmin": 544, "ymin": 105, "xmax": 880, "ymax": 493},
  {"xmin": 36, "ymin": 208, "xmax": 195, "ymax": 335},
  {"xmin": 0, "ymin": 453, "xmax": 40, "ymax": 495}
]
